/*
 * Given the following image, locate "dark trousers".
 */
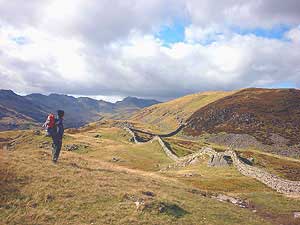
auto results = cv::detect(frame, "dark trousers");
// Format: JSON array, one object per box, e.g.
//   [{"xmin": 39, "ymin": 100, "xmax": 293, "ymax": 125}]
[{"xmin": 51, "ymin": 134, "xmax": 62, "ymax": 162}]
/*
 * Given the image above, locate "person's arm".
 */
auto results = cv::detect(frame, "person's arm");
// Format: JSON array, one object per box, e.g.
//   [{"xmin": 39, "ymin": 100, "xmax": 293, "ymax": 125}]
[{"xmin": 57, "ymin": 119, "xmax": 64, "ymax": 139}]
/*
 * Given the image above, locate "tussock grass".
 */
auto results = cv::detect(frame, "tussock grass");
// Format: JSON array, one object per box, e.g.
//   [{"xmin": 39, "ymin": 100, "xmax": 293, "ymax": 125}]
[
  {"xmin": 2, "ymin": 126, "xmax": 300, "ymax": 224},
  {"xmin": 0, "ymin": 130, "xmax": 269, "ymax": 225}
]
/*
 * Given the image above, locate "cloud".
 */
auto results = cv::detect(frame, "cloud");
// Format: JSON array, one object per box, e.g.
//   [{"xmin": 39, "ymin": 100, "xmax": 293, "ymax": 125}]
[
  {"xmin": 0, "ymin": 0, "xmax": 300, "ymax": 100},
  {"xmin": 285, "ymin": 26, "xmax": 300, "ymax": 42},
  {"xmin": 185, "ymin": 0, "xmax": 300, "ymax": 28}
]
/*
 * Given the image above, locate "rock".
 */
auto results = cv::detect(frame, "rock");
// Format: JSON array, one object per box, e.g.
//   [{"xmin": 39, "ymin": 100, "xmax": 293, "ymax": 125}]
[
  {"xmin": 158, "ymin": 203, "xmax": 167, "ymax": 213},
  {"xmin": 111, "ymin": 157, "xmax": 120, "ymax": 162},
  {"xmin": 65, "ymin": 144, "xmax": 79, "ymax": 151},
  {"xmin": 34, "ymin": 130, "xmax": 41, "ymax": 135},
  {"xmin": 182, "ymin": 173, "xmax": 195, "ymax": 177},
  {"xmin": 94, "ymin": 134, "xmax": 101, "ymax": 138},
  {"xmin": 208, "ymin": 154, "xmax": 232, "ymax": 167},
  {"xmin": 135, "ymin": 200, "xmax": 145, "ymax": 210},
  {"xmin": 248, "ymin": 157, "xmax": 255, "ymax": 164},
  {"xmin": 39, "ymin": 141, "xmax": 51, "ymax": 149},
  {"xmin": 213, "ymin": 194, "xmax": 248, "ymax": 208},
  {"xmin": 142, "ymin": 191, "xmax": 155, "ymax": 197},
  {"xmin": 45, "ymin": 194, "xmax": 55, "ymax": 202},
  {"xmin": 294, "ymin": 212, "xmax": 300, "ymax": 218}
]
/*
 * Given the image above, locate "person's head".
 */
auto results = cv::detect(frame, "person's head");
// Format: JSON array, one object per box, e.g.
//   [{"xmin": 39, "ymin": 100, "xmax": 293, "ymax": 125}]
[{"xmin": 57, "ymin": 110, "xmax": 64, "ymax": 119}]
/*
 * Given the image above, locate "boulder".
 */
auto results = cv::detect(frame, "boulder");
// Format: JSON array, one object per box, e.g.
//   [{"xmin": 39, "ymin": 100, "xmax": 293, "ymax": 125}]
[
  {"xmin": 65, "ymin": 144, "xmax": 80, "ymax": 151},
  {"xmin": 208, "ymin": 154, "xmax": 232, "ymax": 167}
]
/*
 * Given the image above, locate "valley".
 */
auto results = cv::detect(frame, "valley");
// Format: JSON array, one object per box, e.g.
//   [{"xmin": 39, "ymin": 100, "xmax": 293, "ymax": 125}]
[
  {"xmin": 0, "ymin": 90, "xmax": 160, "ymax": 131},
  {"xmin": 1, "ymin": 88, "xmax": 300, "ymax": 225}
]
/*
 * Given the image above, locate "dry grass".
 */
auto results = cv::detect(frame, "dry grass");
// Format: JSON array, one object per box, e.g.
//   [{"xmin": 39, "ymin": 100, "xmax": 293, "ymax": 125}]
[
  {"xmin": 131, "ymin": 91, "xmax": 235, "ymax": 132},
  {"xmin": 0, "ymin": 130, "xmax": 269, "ymax": 225},
  {"xmin": 1, "ymin": 125, "xmax": 300, "ymax": 224}
]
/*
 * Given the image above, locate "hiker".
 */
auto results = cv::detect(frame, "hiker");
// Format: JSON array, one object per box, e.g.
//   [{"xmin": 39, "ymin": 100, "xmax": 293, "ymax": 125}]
[{"xmin": 43, "ymin": 110, "xmax": 65, "ymax": 163}]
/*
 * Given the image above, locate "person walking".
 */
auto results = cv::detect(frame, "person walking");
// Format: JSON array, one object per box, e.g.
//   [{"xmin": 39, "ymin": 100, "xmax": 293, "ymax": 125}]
[{"xmin": 43, "ymin": 110, "xmax": 65, "ymax": 163}]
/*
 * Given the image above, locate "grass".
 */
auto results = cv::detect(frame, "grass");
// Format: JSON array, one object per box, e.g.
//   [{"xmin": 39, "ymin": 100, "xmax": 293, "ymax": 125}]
[
  {"xmin": 162, "ymin": 159, "xmax": 270, "ymax": 194},
  {"xmin": 131, "ymin": 91, "xmax": 236, "ymax": 132},
  {"xmin": 163, "ymin": 137, "xmax": 204, "ymax": 157},
  {"xmin": 0, "ymin": 130, "xmax": 269, "ymax": 225},
  {"xmin": 1, "ymin": 124, "xmax": 300, "ymax": 224},
  {"xmin": 64, "ymin": 127, "xmax": 173, "ymax": 171}
]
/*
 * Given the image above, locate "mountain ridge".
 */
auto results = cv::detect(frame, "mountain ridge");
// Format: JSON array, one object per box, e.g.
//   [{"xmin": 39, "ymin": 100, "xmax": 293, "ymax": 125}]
[
  {"xmin": 0, "ymin": 89, "xmax": 160, "ymax": 130},
  {"xmin": 183, "ymin": 88, "xmax": 300, "ymax": 156}
]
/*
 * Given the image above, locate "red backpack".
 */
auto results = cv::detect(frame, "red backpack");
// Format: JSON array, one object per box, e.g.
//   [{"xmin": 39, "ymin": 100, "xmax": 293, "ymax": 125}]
[{"xmin": 47, "ymin": 113, "xmax": 55, "ymax": 128}]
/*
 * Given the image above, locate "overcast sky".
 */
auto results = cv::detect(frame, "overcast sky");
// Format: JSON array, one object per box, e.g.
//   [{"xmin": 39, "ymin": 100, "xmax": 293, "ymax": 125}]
[{"xmin": 0, "ymin": 0, "xmax": 300, "ymax": 101}]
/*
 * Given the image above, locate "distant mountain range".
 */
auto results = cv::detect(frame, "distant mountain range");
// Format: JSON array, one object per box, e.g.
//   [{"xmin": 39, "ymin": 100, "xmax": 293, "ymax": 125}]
[{"xmin": 0, "ymin": 90, "xmax": 160, "ymax": 130}]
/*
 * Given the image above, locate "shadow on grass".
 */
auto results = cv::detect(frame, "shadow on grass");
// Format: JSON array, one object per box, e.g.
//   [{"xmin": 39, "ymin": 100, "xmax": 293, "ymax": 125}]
[
  {"xmin": 162, "ymin": 140, "xmax": 179, "ymax": 157},
  {"xmin": 159, "ymin": 202, "xmax": 189, "ymax": 218}
]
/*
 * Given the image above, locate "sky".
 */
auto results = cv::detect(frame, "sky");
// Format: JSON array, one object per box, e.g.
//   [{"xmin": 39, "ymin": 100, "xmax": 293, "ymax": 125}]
[{"xmin": 0, "ymin": 0, "xmax": 300, "ymax": 102}]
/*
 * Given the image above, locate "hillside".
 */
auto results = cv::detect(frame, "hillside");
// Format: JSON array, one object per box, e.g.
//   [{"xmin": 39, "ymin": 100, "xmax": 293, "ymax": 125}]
[
  {"xmin": 131, "ymin": 91, "xmax": 235, "ymax": 132},
  {"xmin": 184, "ymin": 88, "xmax": 300, "ymax": 156},
  {"xmin": 2, "ymin": 121, "xmax": 300, "ymax": 224},
  {"xmin": 0, "ymin": 90, "xmax": 160, "ymax": 130}
]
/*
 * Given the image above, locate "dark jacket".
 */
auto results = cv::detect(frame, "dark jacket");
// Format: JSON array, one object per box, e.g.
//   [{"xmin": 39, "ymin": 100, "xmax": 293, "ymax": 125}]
[{"xmin": 56, "ymin": 118, "xmax": 64, "ymax": 139}]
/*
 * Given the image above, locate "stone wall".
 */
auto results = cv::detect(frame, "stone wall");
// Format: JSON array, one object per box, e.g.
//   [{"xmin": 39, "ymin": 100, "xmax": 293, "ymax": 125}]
[
  {"xmin": 124, "ymin": 127, "xmax": 179, "ymax": 161},
  {"xmin": 124, "ymin": 127, "xmax": 140, "ymax": 144},
  {"xmin": 153, "ymin": 136, "xmax": 179, "ymax": 161},
  {"xmin": 225, "ymin": 150, "xmax": 300, "ymax": 195},
  {"xmin": 123, "ymin": 125, "xmax": 300, "ymax": 195},
  {"xmin": 130, "ymin": 123, "xmax": 186, "ymax": 138}
]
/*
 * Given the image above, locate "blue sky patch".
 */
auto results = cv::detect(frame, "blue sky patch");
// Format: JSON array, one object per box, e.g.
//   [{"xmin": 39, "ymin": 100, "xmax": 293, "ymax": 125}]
[
  {"xmin": 156, "ymin": 22, "xmax": 186, "ymax": 46},
  {"xmin": 232, "ymin": 25, "xmax": 291, "ymax": 40},
  {"xmin": 11, "ymin": 36, "xmax": 30, "ymax": 45}
]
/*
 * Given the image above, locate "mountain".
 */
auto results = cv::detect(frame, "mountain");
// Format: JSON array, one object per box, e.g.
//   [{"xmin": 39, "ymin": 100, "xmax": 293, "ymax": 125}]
[
  {"xmin": 116, "ymin": 97, "xmax": 160, "ymax": 109},
  {"xmin": 0, "ymin": 90, "xmax": 48, "ymax": 122},
  {"xmin": 184, "ymin": 88, "xmax": 300, "ymax": 147},
  {"xmin": 131, "ymin": 91, "xmax": 235, "ymax": 131},
  {"xmin": 0, "ymin": 90, "xmax": 160, "ymax": 130}
]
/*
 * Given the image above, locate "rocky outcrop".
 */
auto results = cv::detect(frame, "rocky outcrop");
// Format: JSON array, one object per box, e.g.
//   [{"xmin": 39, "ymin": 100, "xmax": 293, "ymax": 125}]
[{"xmin": 208, "ymin": 154, "xmax": 232, "ymax": 167}]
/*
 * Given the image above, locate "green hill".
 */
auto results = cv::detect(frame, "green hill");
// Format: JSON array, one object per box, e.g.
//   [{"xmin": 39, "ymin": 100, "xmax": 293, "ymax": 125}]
[{"xmin": 131, "ymin": 91, "xmax": 235, "ymax": 132}]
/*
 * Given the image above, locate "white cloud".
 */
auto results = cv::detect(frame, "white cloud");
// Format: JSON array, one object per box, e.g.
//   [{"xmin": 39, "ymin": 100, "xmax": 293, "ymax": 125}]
[
  {"xmin": 285, "ymin": 26, "xmax": 300, "ymax": 42},
  {"xmin": 0, "ymin": 0, "xmax": 300, "ymax": 100}
]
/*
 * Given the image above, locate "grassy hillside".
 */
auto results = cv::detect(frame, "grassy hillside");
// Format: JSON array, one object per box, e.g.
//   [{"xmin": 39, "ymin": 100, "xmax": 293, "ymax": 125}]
[
  {"xmin": 131, "ymin": 91, "xmax": 235, "ymax": 132},
  {"xmin": 2, "ymin": 121, "xmax": 300, "ymax": 224},
  {"xmin": 184, "ymin": 88, "xmax": 300, "ymax": 157},
  {"xmin": 1, "ymin": 130, "xmax": 268, "ymax": 225}
]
